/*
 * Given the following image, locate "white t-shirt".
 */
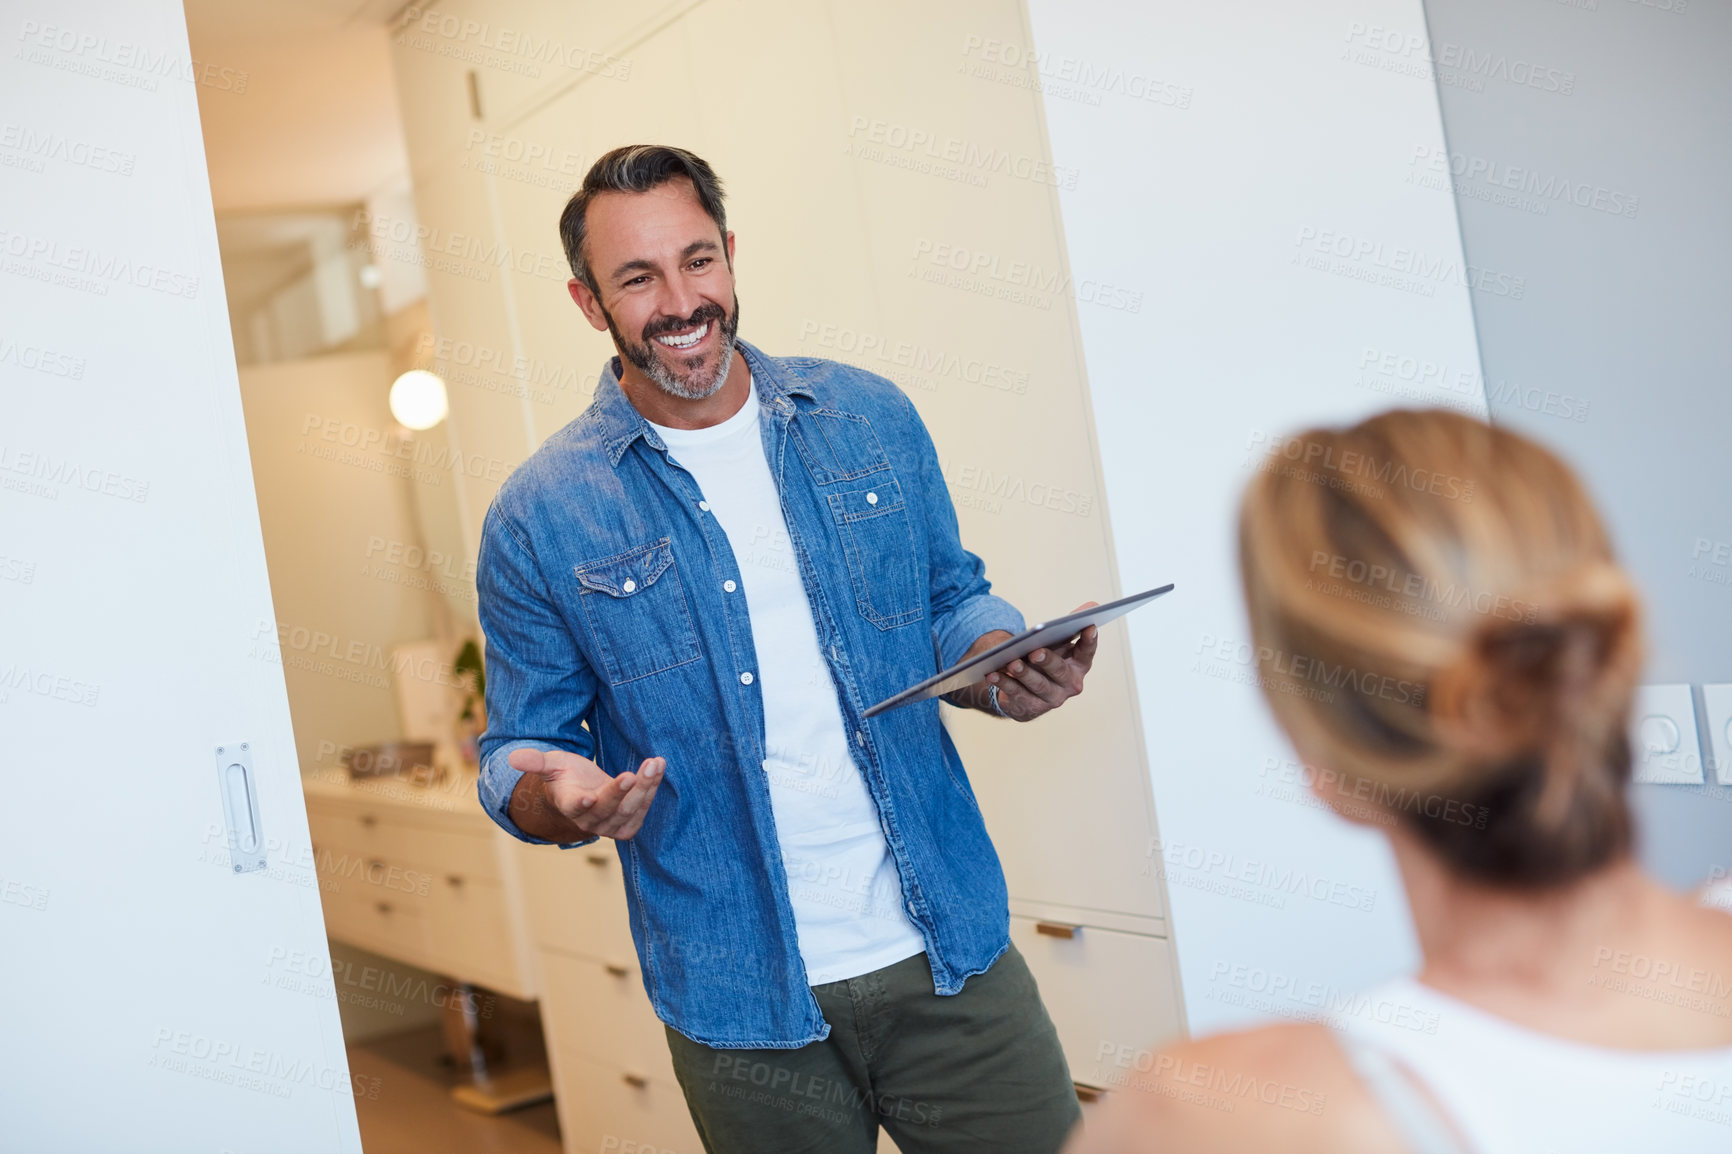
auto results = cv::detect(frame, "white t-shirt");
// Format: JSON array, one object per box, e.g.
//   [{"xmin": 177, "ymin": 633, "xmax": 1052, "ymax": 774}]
[{"xmin": 647, "ymin": 376, "xmax": 927, "ymax": 985}]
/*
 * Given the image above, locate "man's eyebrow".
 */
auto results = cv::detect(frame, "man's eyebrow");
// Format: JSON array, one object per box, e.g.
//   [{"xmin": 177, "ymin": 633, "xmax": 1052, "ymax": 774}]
[
  {"xmin": 608, "ymin": 258, "xmax": 657, "ymax": 282},
  {"xmin": 607, "ymin": 240, "xmax": 720, "ymax": 283}
]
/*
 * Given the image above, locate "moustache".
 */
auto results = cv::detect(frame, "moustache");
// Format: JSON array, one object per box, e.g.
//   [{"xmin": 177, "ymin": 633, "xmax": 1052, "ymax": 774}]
[{"xmin": 642, "ymin": 303, "xmax": 727, "ymax": 344}]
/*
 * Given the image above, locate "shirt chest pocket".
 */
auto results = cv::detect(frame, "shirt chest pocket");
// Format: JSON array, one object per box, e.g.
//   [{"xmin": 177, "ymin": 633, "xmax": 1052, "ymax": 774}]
[
  {"xmin": 573, "ymin": 538, "xmax": 703, "ymax": 685},
  {"xmin": 826, "ymin": 476, "xmax": 924, "ymax": 630},
  {"xmin": 793, "ymin": 410, "xmax": 925, "ymax": 631}
]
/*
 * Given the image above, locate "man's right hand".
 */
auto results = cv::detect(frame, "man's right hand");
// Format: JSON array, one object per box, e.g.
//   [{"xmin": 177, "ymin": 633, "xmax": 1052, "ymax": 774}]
[{"xmin": 506, "ymin": 747, "xmax": 665, "ymax": 842}]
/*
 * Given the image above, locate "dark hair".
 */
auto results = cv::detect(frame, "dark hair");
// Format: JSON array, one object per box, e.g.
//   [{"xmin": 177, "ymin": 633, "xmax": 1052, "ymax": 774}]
[
  {"xmin": 558, "ymin": 145, "xmax": 728, "ymax": 291},
  {"xmin": 1238, "ymin": 409, "xmax": 1644, "ymax": 889}
]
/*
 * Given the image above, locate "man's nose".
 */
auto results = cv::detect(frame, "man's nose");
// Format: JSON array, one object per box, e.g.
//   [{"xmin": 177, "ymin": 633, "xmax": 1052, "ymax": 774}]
[{"xmin": 657, "ymin": 271, "xmax": 707, "ymax": 324}]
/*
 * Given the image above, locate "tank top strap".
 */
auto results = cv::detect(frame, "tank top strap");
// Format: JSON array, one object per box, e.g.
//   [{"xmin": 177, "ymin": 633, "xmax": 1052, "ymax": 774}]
[{"xmin": 1329, "ymin": 1024, "xmax": 1475, "ymax": 1154}]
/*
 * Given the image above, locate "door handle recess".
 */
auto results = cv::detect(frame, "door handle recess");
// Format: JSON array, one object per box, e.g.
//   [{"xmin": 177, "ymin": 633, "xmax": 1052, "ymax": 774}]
[{"xmin": 215, "ymin": 743, "xmax": 267, "ymax": 874}]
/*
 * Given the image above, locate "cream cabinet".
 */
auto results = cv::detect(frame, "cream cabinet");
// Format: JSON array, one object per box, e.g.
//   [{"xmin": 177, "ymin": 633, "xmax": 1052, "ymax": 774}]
[
  {"xmin": 517, "ymin": 840, "xmax": 704, "ymax": 1154},
  {"xmin": 539, "ymin": 950, "xmax": 675, "ymax": 1087},
  {"xmin": 389, "ymin": 0, "xmax": 689, "ymax": 180},
  {"xmin": 515, "ymin": 838, "xmax": 637, "ymax": 967},
  {"xmin": 546, "ymin": 1046, "xmax": 700, "ymax": 1154},
  {"xmin": 302, "ymin": 770, "xmax": 537, "ymax": 1001},
  {"xmin": 1010, "ymin": 914, "xmax": 1185, "ymax": 1090}
]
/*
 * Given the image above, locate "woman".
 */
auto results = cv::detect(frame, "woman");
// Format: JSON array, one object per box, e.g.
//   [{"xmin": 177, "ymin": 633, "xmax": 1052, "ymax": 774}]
[{"xmin": 1069, "ymin": 409, "xmax": 1732, "ymax": 1153}]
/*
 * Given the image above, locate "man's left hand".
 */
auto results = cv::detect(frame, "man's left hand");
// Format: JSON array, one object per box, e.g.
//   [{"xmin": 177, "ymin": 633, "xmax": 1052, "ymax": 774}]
[{"xmin": 958, "ymin": 602, "xmax": 1100, "ymax": 722}]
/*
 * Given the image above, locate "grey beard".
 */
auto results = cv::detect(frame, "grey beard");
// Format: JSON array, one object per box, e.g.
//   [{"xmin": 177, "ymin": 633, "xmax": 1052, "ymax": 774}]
[
  {"xmin": 641, "ymin": 336, "xmax": 733, "ymax": 400},
  {"xmin": 612, "ymin": 298, "xmax": 741, "ymax": 401}
]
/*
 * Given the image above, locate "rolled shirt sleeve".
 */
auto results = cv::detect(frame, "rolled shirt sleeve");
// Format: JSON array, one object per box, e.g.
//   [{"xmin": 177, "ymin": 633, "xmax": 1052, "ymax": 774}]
[
  {"xmin": 898, "ymin": 392, "xmax": 1026, "ymax": 665},
  {"xmin": 475, "ymin": 501, "xmax": 601, "ymax": 848}
]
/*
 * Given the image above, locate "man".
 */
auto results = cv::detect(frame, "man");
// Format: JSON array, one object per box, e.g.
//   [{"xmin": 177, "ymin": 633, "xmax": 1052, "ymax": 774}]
[{"xmin": 477, "ymin": 144, "xmax": 1097, "ymax": 1153}]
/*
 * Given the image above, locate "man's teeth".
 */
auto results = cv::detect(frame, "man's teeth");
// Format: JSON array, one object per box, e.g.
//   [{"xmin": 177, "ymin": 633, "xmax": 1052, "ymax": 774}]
[{"xmin": 655, "ymin": 322, "xmax": 709, "ymax": 350}]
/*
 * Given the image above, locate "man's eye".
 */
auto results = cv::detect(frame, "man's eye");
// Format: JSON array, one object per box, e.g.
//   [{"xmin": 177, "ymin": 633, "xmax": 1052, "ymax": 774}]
[
  {"xmin": 624, "ymin": 275, "xmax": 649, "ymax": 287},
  {"xmin": 690, "ymin": 259, "xmax": 711, "ymax": 270}
]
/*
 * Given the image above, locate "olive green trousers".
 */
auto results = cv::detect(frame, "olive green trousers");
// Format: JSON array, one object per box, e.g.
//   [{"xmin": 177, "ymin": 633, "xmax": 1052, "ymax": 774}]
[{"xmin": 664, "ymin": 944, "xmax": 1081, "ymax": 1154}]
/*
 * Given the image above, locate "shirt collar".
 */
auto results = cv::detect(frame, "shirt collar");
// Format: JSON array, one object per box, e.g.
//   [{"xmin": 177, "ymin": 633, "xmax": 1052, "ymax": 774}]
[{"xmin": 594, "ymin": 338, "xmax": 814, "ymax": 466}]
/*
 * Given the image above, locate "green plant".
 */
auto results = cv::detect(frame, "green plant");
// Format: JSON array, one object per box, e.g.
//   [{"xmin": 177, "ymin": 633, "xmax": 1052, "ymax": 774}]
[{"xmin": 454, "ymin": 638, "xmax": 485, "ymax": 721}]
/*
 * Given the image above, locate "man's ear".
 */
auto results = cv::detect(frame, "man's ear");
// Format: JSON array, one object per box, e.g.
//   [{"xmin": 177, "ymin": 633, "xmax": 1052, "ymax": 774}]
[
  {"xmin": 567, "ymin": 278, "xmax": 610, "ymax": 333},
  {"xmin": 725, "ymin": 230, "xmax": 736, "ymax": 269}
]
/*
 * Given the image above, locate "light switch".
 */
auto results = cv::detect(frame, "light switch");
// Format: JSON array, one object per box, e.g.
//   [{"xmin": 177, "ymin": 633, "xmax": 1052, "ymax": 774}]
[
  {"xmin": 1629, "ymin": 685, "xmax": 1703, "ymax": 784},
  {"xmin": 1701, "ymin": 684, "xmax": 1732, "ymax": 786}
]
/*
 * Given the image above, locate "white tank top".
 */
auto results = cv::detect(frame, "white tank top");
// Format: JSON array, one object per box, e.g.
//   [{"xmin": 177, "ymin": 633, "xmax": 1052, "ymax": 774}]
[{"xmin": 1330, "ymin": 976, "xmax": 1732, "ymax": 1153}]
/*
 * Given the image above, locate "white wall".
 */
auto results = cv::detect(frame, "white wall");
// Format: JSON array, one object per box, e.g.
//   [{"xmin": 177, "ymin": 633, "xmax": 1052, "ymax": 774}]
[
  {"xmin": 1026, "ymin": 0, "xmax": 1489, "ymax": 1033},
  {"xmin": 0, "ymin": 1, "xmax": 360, "ymax": 1147},
  {"xmin": 237, "ymin": 349, "xmax": 447, "ymax": 776},
  {"xmin": 1421, "ymin": 0, "xmax": 1732, "ymax": 890}
]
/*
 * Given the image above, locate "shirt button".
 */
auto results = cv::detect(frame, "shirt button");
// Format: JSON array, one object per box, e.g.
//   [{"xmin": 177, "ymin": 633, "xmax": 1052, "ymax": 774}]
[
  {"xmin": 621, "ymin": 579, "xmax": 636, "ymax": 593},
  {"xmin": 723, "ymin": 580, "xmax": 737, "ymax": 593},
  {"xmin": 698, "ymin": 500, "xmax": 710, "ymax": 512},
  {"xmin": 740, "ymin": 672, "xmax": 754, "ymax": 685},
  {"xmin": 866, "ymin": 491, "xmax": 878, "ymax": 505}
]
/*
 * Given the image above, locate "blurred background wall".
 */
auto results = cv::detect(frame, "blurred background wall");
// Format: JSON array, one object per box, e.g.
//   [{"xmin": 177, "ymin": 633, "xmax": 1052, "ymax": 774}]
[
  {"xmin": 1423, "ymin": 0, "xmax": 1732, "ymax": 891},
  {"xmin": 1027, "ymin": 0, "xmax": 1488, "ymax": 1034}
]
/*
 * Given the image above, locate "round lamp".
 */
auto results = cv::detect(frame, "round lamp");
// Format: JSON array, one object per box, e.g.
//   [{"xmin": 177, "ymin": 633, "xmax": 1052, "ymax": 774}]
[{"xmin": 389, "ymin": 369, "xmax": 449, "ymax": 430}]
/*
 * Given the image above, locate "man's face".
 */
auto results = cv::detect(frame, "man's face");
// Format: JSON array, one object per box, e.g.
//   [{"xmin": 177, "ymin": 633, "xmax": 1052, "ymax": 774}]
[{"xmin": 568, "ymin": 178, "xmax": 739, "ymax": 401}]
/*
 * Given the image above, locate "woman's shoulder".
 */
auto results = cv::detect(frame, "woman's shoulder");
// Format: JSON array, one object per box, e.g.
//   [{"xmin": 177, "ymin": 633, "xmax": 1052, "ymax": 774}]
[{"xmin": 1065, "ymin": 1022, "xmax": 1403, "ymax": 1154}]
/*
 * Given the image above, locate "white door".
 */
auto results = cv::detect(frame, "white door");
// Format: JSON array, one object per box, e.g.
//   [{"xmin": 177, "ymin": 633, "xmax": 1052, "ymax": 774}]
[{"xmin": 0, "ymin": 2, "xmax": 362, "ymax": 1149}]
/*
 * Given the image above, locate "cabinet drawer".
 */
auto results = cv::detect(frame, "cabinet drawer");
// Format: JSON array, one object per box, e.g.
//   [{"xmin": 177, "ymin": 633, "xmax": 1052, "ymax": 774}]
[
  {"xmin": 308, "ymin": 802, "xmax": 503, "ymax": 884},
  {"xmin": 547, "ymin": 1047, "xmax": 701, "ymax": 1154},
  {"xmin": 1010, "ymin": 916, "xmax": 1184, "ymax": 1089},
  {"xmin": 312, "ymin": 844, "xmax": 438, "ymax": 902},
  {"xmin": 518, "ymin": 841, "xmax": 636, "ymax": 964},
  {"xmin": 320, "ymin": 878, "xmax": 432, "ymax": 963},
  {"xmin": 406, "ymin": 827, "xmax": 501, "ymax": 884},
  {"xmin": 307, "ymin": 803, "xmax": 421, "ymax": 868},
  {"xmin": 538, "ymin": 947, "xmax": 674, "ymax": 1087},
  {"xmin": 427, "ymin": 875, "xmax": 518, "ymax": 990}
]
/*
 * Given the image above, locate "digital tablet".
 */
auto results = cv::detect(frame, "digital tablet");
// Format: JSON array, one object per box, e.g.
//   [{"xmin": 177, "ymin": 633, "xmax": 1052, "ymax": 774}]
[{"xmin": 863, "ymin": 583, "xmax": 1175, "ymax": 718}]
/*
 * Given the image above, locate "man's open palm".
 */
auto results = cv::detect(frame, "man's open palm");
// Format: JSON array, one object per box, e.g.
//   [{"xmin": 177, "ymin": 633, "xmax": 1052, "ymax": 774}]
[{"xmin": 508, "ymin": 747, "xmax": 664, "ymax": 841}]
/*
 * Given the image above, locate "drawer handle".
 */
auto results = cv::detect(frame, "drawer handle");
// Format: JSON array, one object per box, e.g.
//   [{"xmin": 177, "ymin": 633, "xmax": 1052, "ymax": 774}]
[
  {"xmin": 359, "ymin": 815, "xmax": 378, "ymax": 829},
  {"xmin": 604, "ymin": 962, "xmax": 629, "ymax": 978},
  {"xmin": 1074, "ymin": 1083, "xmax": 1102, "ymax": 1104},
  {"xmin": 585, "ymin": 852, "xmax": 610, "ymax": 867},
  {"xmin": 367, "ymin": 858, "xmax": 386, "ymax": 872},
  {"xmin": 375, "ymin": 901, "xmax": 393, "ymax": 915},
  {"xmin": 1035, "ymin": 922, "xmax": 1080, "ymax": 940},
  {"xmin": 621, "ymin": 1072, "xmax": 648, "ymax": 1089},
  {"xmin": 446, "ymin": 874, "xmax": 464, "ymax": 888}
]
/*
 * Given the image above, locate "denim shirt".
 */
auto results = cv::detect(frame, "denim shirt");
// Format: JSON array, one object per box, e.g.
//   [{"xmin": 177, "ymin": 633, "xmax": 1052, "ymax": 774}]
[{"xmin": 476, "ymin": 339, "xmax": 1025, "ymax": 1048}]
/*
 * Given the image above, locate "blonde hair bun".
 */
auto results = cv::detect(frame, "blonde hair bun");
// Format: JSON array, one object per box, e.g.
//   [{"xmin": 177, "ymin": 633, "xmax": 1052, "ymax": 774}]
[{"xmin": 1239, "ymin": 410, "xmax": 1645, "ymax": 888}]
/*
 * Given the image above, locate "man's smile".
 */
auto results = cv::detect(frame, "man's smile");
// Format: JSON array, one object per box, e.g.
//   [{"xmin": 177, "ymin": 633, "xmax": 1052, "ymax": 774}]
[{"xmin": 654, "ymin": 320, "xmax": 711, "ymax": 351}]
